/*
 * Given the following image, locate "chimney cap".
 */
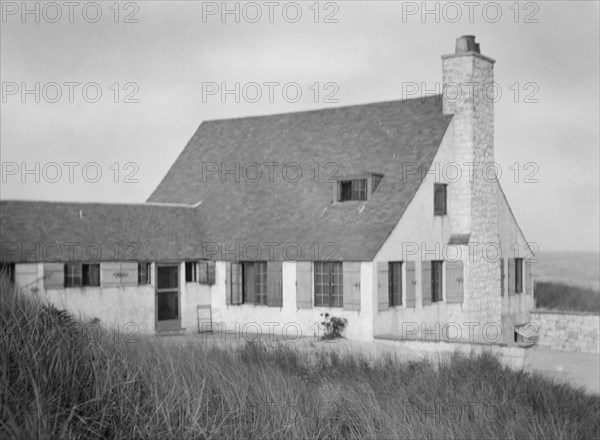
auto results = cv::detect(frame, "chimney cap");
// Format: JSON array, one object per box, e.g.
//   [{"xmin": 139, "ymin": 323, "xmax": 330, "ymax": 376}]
[{"xmin": 456, "ymin": 35, "xmax": 480, "ymax": 54}]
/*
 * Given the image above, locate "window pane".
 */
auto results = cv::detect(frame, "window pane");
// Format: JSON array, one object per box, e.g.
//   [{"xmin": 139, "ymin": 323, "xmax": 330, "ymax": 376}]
[
  {"xmin": 341, "ymin": 182, "xmax": 352, "ymax": 201},
  {"xmin": 389, "ymin": 262, "xmax": 402, "ymax": 306},
  {"xmin": 157, "ymin": 266, "xmax": 178, "ymax": 289},
  {"xmin": 434, "ymin": 184, "xmax": 446, "ymax": 215},
  {"xmin": 431, "ymin": 261, "xmax": 443, "ymax": 302},
  {"xmin": 352, "ymin": 180, "xmax": 367, "ymax": 200},
  {"xmin": 255, "ymin": 262, "xmax": 267, "ymax": 305},
  {"xmin": 83, "ymin": 264, "xmax": 100, "ymax": 286},
  {"xmin": 515, "ymin": 258, "xmax": 523, "ymax": 293}
]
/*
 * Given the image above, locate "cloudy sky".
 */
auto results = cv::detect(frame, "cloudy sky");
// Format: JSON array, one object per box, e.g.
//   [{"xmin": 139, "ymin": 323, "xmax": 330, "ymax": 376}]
[{"xmin": 1, "ymin": 1, "xmax": 598, "ymax": 253}]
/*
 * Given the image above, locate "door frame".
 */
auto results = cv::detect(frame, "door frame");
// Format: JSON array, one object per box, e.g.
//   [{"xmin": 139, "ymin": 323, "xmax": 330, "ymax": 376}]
[{"xmin": 155, "ymin": 263, "xmax": 182, "ymax": 331}]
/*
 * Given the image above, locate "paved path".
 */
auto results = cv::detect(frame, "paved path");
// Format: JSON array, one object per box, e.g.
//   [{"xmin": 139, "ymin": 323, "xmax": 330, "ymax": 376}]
[{"xmin": 525, "ymin": 346, "xmax": 600, "ymax": 395}]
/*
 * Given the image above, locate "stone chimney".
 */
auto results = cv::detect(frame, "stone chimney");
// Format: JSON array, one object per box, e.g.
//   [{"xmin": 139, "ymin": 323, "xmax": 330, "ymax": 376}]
[
  {"xmin": 442, "ymin": 35, "xmax": 496, "ymax": 240},
  {"xmin": 442, "ymin": 36, "xmax": 501, "ymax": 330}
]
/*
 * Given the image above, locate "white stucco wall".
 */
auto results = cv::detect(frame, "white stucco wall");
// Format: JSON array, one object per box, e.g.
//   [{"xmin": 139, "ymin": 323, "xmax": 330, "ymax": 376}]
[
  {"xmin": 14, "ymin": 262, "xmax": 212, "ymax": 335},
  {"xmin": 211, "ymin": 261, "xmax": 375, "ymax": 342},
  {"xmin": 498, "ymin": 186, "xmax": 535, "ymax": 330},
  {"xmin": 372, "ymin": 122, "xmax": 471, "ymax": 341}
]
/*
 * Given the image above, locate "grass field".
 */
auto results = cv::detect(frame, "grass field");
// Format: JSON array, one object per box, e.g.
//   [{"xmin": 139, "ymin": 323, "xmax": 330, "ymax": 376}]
[
  {"xmin": 535, "ymin": 281, "xmax": 600, "ymax": 314},
  {"xmin": 2, "ymin": 275, "xmax": 599, "ymax": 440}
]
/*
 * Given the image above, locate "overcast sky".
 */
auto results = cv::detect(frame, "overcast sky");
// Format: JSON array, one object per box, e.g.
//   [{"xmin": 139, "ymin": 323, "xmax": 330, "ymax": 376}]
[{"xmin": 1, "ymin": 1, "xmax": 598, "ymax": 253}]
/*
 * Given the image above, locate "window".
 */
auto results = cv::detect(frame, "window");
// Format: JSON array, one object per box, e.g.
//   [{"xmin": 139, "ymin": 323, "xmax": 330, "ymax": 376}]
[
  {"xmin": 314, "ymin": 262, "xmax": 343, "ymax": 307},
  {"xmin": 186, "ymin": 261, "xmax": 216, "ymax": 285},
  {"xmin": 138, "ymin": 262, "xmax": 151, "ymax": 285},
  {"xmin": 515, "ymin": 258, "xmax": 523, "ymax": 293},
  {"xmin": 185, "ymin": 262, "xmax": 197, "ymax": 282},
  {"xmin": 340, "ymin": 179, "xmax": 367, "ymax": 201},
  {"xmin": 388, "ymin": 262, "xmax": 403, "ymax": 306},
  {"xmin": 65, "ymin": 263, "xmax": 99, "ymax": 287},
  {"xmin": 241, "ymin": 261, "xmax": 267, "ymax": 305},
  {"xmin": 431, "ymin": 261, "xmax": 443, "ymax": 302},
  {"xmin": 434, "ymin": 183, "xmax": 447, "ymax": 216}
]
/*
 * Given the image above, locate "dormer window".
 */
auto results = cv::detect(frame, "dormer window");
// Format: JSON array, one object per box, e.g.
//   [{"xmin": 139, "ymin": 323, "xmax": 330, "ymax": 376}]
[
  {"xmin": 335, "ymin": 173, "xmax": 383, "ymax": 202},
  {"xmin": 340, "ymin": 179, "xmax": 367, "ymax": 201}
]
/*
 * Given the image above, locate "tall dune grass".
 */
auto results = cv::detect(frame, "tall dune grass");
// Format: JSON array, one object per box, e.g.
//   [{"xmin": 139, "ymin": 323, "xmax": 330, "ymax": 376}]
[
  {"xmin": 535, "ymin": 281, "xmax": 600, "ymax": 313},
  {"xmin": 1, "ymin": 272, "xmax": 599, "ymax": 439}
]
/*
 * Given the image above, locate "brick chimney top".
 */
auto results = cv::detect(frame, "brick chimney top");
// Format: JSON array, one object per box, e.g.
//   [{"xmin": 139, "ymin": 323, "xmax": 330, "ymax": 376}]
[
  {"xmin": 442, "ymin": 35, "xmax": 495, "ymax": 64},
  {"xmin": 456, "ymin": 35, "xmax": 480, "ymax": 54}
]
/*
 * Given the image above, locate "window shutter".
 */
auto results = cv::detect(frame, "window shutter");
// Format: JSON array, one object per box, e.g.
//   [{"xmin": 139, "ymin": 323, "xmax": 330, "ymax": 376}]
[
  {"xmin": 508, "ymin": 259, "xmax": 515, "ymax": 295},
  {"xmin": 296, "ymin": 262, "xmax": 313, "ymax": 309},
  {"xmin": 101, "ymin": 262, "xmax": 138, "ymax": 287},
  {"xmin": 267, "ymin": 261, "xmax": 283, "ymax": 307},
  {"xmin": 343, "ymin": 262, "xmax": 361, "ymax": 311},
  {"xmin": 120, "ymin": 262, "xmax": 138, "ymax": 287},
  {"xmin": 422, "ymin": 262, "xmax": 432, "ymax": 306},
  {"xmin": 231, "ymin": 262, "xmax": 243, "ymax": 305},
  {"xmin": 500, "ymin": 259, "xmax": 505, "ymax": 297},
  {"xmin": 445, "ymin": 260, "xmax": 464, "ymax": 303},
  {"xmin": 405, "ymin": 261, "xmax": 416, "ymax": 307},
  {"xmin": 101, "ymin": 262, "xmax": 121, "ymax": 288},
  {"xmin": 377, "ymin": 262, "xmax": 389, "ymax": 312},
  {"xmin": 44, "ymin": 263, "xmax": 64, "ymax": 289},
  {"xmin": 207, "ymin": 261, "xmax": 216, "ymax": 284},
  {"xmin": 225, "ymin": 262, "xmax": 232, "ymax": 305},
  {"xmin": 525, "ymin": 259, "xmax": 534, "ymax": 295}
]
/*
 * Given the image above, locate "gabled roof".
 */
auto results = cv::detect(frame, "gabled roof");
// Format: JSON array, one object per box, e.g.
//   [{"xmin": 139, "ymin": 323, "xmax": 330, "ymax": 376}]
[
  {"xmin": 0, "ymin": 200, "xmax": 204, "ymax": 262},
  {"xmin": 149, "ymin": 96, "xmax": 452, "ymax": 261}
]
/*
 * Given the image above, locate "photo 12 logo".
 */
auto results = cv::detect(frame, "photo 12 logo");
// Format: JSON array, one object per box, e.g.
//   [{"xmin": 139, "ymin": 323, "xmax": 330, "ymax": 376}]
[
  {"xmin": 202, "ymin": 82, "xmax": 339, "ymax": 104},
  {"xmin": 400, "ymin": 1, "xmax": 540, "ymax": 24},
  {"xmin": 1, "ymin": 1, "xmax": 140, "ymax": 24},
  {"xmin": 200, "ymin": 1, "xmax": 340, "ymax": 24},
  {"xmin": 1, "ymin": 162, "xmax": 140, "ymax": 184},
  {"xmin": 2, "ymin": 82, "xmax": 140, "ymax": 104}
]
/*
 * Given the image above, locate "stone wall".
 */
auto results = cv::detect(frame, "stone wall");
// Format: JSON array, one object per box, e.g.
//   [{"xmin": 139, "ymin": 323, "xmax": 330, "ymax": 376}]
[{"xmin": 530, "ymin": 310, "xmax": 600, "ymax": 353}]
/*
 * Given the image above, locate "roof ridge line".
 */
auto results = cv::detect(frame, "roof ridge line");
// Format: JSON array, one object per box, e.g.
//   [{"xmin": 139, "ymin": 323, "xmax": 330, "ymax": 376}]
[{"xmin": 200, "ymin": 94, "xmax": 445, "ymax": 123}]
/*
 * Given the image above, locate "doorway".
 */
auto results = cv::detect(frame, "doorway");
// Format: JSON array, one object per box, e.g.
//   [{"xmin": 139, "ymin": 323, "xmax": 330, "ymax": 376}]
[{"xmin": 156, "ymin": 264, "xmax": 181, "ymax": 331}]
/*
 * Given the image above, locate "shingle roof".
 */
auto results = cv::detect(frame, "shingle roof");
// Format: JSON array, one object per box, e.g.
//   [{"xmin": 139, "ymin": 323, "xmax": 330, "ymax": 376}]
[
  {"xmin": 0, "ymin": 200, "xmax": 204, "ymax": 262},
  {"xmin": 148, "ymin": 96, "xmax": 452, "ymax": 261}
]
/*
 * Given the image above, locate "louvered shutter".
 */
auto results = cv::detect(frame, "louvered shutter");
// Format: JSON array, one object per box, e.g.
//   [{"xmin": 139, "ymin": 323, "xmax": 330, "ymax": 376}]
[
  {"xmin": 44, "ymin": 263, "xmax": 64, "ymax": 289},
  {"xmin": 296, "ymin": 262, "xmax": 313, "ymax": 309},
  {"xmin": 508, "ymin": 259, "xmax": 515, "ymax": 295},
  {"xmin": 422, "ymin": 262, "xmax": 432, "ymax": 306},
  {"xmin": 267, "ymin": 261, "xmax": 283, "ymax": 307},
  {"xmin": 525, "ymin": 259, "xmax": 534, "ymax": 295},
  {"xmin": 377, "ymin": 262, "xmax": 389, "ymax": 311},
  {"xmin": 231, "ymin": 263, "xmax": 243, "ymax": 305},
  {"xmin": 405, "ymin": 261, "xmax": 416, "ymax": 307},
  {"xmin": 225, "ymin": 262, "xmax": 232, "ymax": 305},
  {"xmin": 445, "ymin": 260, "xmax": 464, "ymax": 303},
  {"xmin": 343, "ymin": 262, "xmax": 361, "ymax": 311}
]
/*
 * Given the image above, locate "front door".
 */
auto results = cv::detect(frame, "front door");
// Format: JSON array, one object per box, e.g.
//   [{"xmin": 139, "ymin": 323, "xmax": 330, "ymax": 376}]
[{"xmin": 156, "ymin": 264, "xmax": 181, "ymax": 331}]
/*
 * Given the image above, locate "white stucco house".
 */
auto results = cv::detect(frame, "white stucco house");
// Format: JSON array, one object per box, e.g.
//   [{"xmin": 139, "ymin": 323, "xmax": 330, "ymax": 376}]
[{"xmin": 0, "ymin": 36, "xmax": 534, "ymax": 344}]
